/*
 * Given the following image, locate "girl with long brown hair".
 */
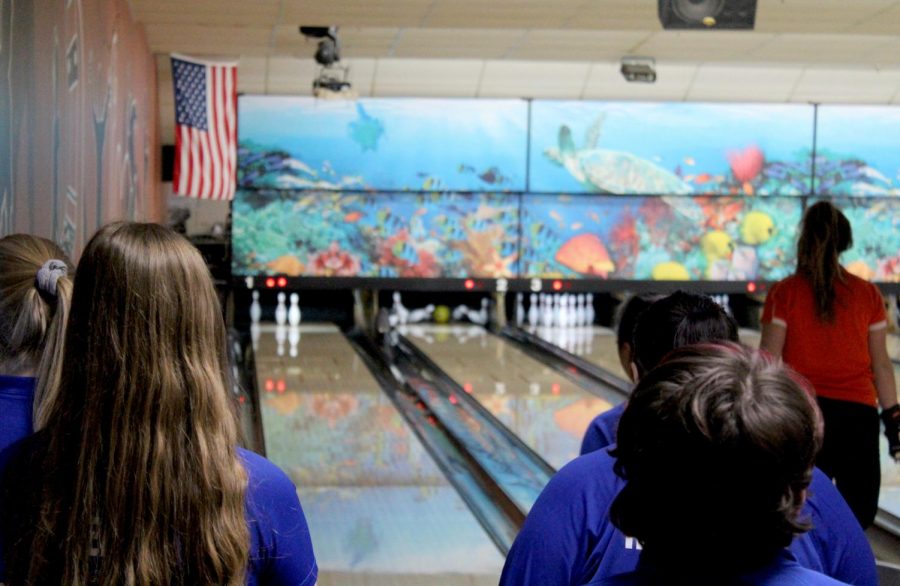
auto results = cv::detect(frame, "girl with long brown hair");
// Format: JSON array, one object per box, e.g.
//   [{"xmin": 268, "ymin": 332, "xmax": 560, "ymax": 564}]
[
  {"xmin": 0, "ymin": 234, "xmax": 72, "ymax": 455},
  {"xmin": 760, "ymin": 200, "xmax": 899, "ymax": 529},
  {"xmin": 0, "ymin": 222, "xmax": 317, "ymax": 585}
]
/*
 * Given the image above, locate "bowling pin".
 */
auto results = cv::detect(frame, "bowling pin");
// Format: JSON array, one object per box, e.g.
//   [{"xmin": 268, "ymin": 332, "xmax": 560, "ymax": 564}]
[
  {"xmin": 288, "ymin": 325, "xmax": 301, "ymax": 358},
  {"xmin": 528, "ymin": 293, "xmax": 539, "ymax": 328},
  {"xmin": 576, "ymin": 294, "xmax": 586, "ymax": 327},
  {"xmin": 515, "ymin": 293, "xmax": 525, "ymax": 326},
  {"xmin": 392, "ymin": 292, "xmax": 409, "ymax": 325},
  {"xmin": 288, "ymin": 293, "xmax": 301, "ymax": 326},
  {"xmin": 275, "ymin": 292, "xmax": 287, "ymax": 326},
  {"xmin": 250, "ymin": 290, "xmax": 262, "ymax": 323},
  {"xmin": 408, "ymin": 304, "xmax": 435, "ymax": 324},
  {"xmin": 586, "ymin": 293, "xmax": 595, "ymax": 326}
]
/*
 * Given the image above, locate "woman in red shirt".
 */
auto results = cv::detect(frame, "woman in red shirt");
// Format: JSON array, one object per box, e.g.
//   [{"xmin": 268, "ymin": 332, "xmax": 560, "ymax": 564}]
[{"xmin": 760, "ymin": 201, "xmax": 899, "ymax": 528}]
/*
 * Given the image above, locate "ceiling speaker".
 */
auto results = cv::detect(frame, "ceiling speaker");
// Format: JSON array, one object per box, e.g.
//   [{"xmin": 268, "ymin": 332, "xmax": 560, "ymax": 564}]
[{"xmin": 658, "ymin": 0, "xmax": 757, "ymax": 29}]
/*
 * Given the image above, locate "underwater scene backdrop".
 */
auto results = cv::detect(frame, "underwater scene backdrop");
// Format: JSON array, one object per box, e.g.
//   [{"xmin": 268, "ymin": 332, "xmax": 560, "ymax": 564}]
[
  {"xmin": 234, "ymin": 97, "xmax": 900, "ymax": 283},
  {"xmin": 238, "ymin": 97, "xmax": 528, "ymax": 193},
  {"xmin": 815, "ymin": 106, "xmax": 900, "ymax": 197},
  {"xmin": 529, "ymin": 101, "xmax": 814, "ymax": 196}
]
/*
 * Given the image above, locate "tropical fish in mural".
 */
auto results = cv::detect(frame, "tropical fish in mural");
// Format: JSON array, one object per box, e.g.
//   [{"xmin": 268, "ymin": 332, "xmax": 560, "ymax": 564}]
[
  {"xmin": 846, "ymin": 260, "xmax": 875, "ymax": 281},
  {"xmin": 450, "ymin": 225, "xmax": 517, "ymax": 278},
  {"xmin": 740, "ymin": 211, "xmax": 775, "ymax": 245},
  {"xmin": 544, "ymin": 115, "xmax": 693, "ymax": 194},
  {"xmin": 701, "ymin": 230, "xmax": 735, "ymax": 279},
  {"xmin": 458, "ymin": 163, "xmax": 509, "ymax": 185},
  {"xmin": 651, "ymin": 261, "xmax": 690, "ymax": 281},
  {"xmin": 266, "ymin": 255, "xmax": 306, "ymax": 276},
  {"xmin": 348, "ymin": 103, "xmax": 385, "ymax": 152},
  {"xmin": 555, "ymin": 233, "xmax": 614, "ymax": 278}
]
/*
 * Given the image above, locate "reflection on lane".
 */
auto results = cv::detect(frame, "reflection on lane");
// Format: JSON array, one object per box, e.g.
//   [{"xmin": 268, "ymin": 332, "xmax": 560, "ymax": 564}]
[
  {"xmin": 401, "ymin": 324, "xmax": 619, "ymax": 470},
  {"xmin": 255, "ymin": 323, "xmax": 503, "ymax": 584}
]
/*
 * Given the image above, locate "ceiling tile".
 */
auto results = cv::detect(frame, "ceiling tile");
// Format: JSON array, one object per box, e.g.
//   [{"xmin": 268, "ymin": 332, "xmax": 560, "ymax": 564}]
[
  {"xmin": 130, "ymin": 0, "xmax": 281, "ymax": 26},
  {"xmin": 687, "ymin": 64, "xmax": 802, "ymax": 101},
  {"xmin": 144, "ymin": 24, "xmax": 272, "ymax": 56},
  {"xmin": 393, "ymin": 28, "xmax": 523, "ymax": 59},
  {"xmin": 790, "ymin": 67, "xmax": 900, "ymax": 103},
  {"xmin": 478, "ymin": 60, "xmax": 591, "ymax": 98},
  {"xmin": 510, "ymin": 30, "xmax": 649, "ymax": 61},
  {"xmin": 280, "ymin": 0, "xmax": 434, "ymax": 28},
  {"xmin": 372, "ymin": 59, "xmax": 483, "ymax": 97}
]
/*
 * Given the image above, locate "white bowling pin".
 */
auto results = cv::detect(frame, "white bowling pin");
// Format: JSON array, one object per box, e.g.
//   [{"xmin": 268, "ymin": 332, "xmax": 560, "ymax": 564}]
[
  {"xmin": 392, "ymin": 292, "xmax": 409, "ymax": 325},
  {"xmin": 288, "ymin": 293, "xmax": 301, "ymax": 326},
  {"xmin": 515, "ymin": 293, "xmax": 525, "ymax": 326},
  {"xmin": 528, "ymin": 293, "xmax": 539, "ymax": 327},
  {"xmin": 586, "ymin": 293, "xmax": 595, "ymax": 326},
  {"xmin": 250, "ymin": 290, "xmax": 262, "ymax": 323},
  {"xmin": 275, "ymin": 292, "xmax": 287, "ymax": 326}
]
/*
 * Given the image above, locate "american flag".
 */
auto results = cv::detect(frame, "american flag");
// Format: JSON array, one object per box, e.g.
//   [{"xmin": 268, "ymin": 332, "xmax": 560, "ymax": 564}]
[{"xmin": 171, "ymin": 54, "xmax": 237, "ymax": 200}]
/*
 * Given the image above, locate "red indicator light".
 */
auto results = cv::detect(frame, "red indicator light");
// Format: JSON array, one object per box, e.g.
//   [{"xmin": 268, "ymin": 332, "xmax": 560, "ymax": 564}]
[
  {"xmin": 552, "ymin": 280, "xmax": 563, "ymax": 291},
  {"xmin": 449, "ymin": 395, "xmax": 458, "ymax": 405},
  {"xmin": 277, "ymin": 277, "xmax": 287, "ymax": 288},
  {"xmin": 238, "ymin": 396, "xmax": 245, "ymax": 404},
  {"xmin": 747, "ymin": 282, "xmax": 757, "ymax": 293},
  {"xmin": 427, "ymin": 415, "xmax": 437, "ymax": 426},
  {"xmin": 551, "ymin": 383, "xmax": 561, "ymax": 395},
  {"xmin": 464, "ymin": 279, "xmax": 475, "ymax": 290},
  {"xmin": 264, "ymin": 379, "xmax": 274, "ymax": 392},
  {"xmin": 276, "ymin": 379, "xmax": 286, "ymax": 393},
  {"xmin": 463, "ymin": 383, "xmax": 473, "ymax": 393},
  {"xmin": 265, "ymin": 277, "xmax": 275, "ymax": 288}
]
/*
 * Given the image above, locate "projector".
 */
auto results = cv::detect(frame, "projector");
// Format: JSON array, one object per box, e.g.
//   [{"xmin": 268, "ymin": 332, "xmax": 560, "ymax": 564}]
[
  {"xmin": 620, "ymin": 57, "xmax": 657, "ymax": 83},
  {"xmin": 312, "ymin": 73, "xmax": 356, "ymax": 99}
]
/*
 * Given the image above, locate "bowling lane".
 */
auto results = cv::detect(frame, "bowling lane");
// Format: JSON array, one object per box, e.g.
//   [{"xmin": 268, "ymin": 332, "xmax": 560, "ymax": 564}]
[
  {"xmin": 401, "ymin": 324, "xmax": 622, "ymax": 470},
  {"xmin": 532, "ymin": 325, "xmax": 626, "ymax": 380},
  {"xmin": 888, "ymin": 333, "xmax": 900, "ymax": 363},
  {"xmin": 254, "ymin": 323, "xmax": 504, "ymax": 585},
  {"xmin": 739, "ymin": 328, "xmax": 761, "ymax": 349}
]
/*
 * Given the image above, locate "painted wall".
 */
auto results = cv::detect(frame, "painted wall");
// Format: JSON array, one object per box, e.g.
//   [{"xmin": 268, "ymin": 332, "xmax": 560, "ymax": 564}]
[{"xmin": 0, "ymin": 0, "xmax": 162, "ymax": 256}]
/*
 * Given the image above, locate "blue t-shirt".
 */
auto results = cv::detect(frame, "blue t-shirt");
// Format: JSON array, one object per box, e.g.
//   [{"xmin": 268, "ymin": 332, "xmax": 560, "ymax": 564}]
[
  {"xmin": 588, "ymin": 551, "xmax": 849, "ymax": 585},
  {"xmin": 499, "ymin": 448, "xmax": 876, "ymax": 586},
  {"xmin": 581, "ymin": 403, "xmax": 625, "ymax": 455},
  {"xmin": 0, "ymin": 376, "xmax": 34, "ymax": 463},
  {"xmin": 0, "ymin": 443, "xmax": 317, "ymax": 585}
]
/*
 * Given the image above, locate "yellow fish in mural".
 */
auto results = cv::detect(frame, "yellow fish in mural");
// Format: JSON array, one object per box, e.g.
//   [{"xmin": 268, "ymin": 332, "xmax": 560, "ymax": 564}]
[
  {"xmin": 651, "ymin": 261, "xmax": 690, "ymax": 281},
  {"xmin": 740, "ymin": 211, "xmax": 775, "ymax": 245}
]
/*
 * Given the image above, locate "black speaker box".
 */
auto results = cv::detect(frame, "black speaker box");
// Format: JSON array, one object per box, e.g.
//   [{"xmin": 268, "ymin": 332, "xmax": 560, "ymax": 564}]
[{"xmin": 658, "ymin": 0, "xmax": 757, "ymax": 30}]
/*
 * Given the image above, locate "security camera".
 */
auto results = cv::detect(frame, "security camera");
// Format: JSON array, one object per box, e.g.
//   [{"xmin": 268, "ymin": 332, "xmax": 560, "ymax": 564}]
[
  {"xmin": 299, "ymin": 26, "xmax": 341, "ymax": 67},
  {"xmin": 620, "ymin": 56, "xmax": 656, "ymax": 83}
]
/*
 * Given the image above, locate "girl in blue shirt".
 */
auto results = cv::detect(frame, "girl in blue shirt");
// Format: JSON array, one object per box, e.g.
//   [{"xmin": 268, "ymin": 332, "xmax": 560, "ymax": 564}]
[{"xmin": 0, "ymin": 223, "xmax": 317, "ymax": 585}]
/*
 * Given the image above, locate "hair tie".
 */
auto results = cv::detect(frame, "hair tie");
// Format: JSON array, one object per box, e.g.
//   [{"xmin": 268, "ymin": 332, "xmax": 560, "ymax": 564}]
[{"xmin": 35, "ymin": 259, "xmax": 68, "ymax": 297}]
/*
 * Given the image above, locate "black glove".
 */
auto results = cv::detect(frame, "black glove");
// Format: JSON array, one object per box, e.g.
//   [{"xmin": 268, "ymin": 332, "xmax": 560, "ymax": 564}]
[{"xmin": 882, "ymin": 405, "xmax": 900, "ymax": 461}]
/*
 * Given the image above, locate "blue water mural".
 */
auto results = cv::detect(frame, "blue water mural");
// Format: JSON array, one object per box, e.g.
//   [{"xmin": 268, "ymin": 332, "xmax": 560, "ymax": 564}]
[
  {"xmin": 232, "ymin": 190, "xmax": 520, "ymax": 278},
  {"xmin": 529, "ymin": 101, "xmax": 814, "ymax": 196},
  {"xmin": 822, "ymin": 198, "xmax": 900, "ymax": 282},
  {"xmin": 238, "ymin": 97, "xmax": 528, "ymax": 193},
  {"xmin": 815, "ymin": 106, "xmax": 900, "ymax": 196},
  {"xmin": 521, "ymin": 195, "xmax": 801, "ymax": 281}
]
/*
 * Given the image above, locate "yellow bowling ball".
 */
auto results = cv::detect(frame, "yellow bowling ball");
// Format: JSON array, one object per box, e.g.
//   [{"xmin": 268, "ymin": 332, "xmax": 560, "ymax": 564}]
[{"xmin": 434, "ymin": 305, "xmax": 451, "ymax": 324}]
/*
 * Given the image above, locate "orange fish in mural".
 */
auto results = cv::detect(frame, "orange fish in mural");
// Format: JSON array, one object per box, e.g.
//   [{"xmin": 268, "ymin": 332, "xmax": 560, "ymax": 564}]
[
  {"xmin": 344, "ymin": 211, "xmax": 364, "ymax": 222},
  {"xmin": 555, "ymin": 234, "xmax": 615, "ymax": 278},
  {"xmin": 266, "ymin": 255, "xmax": 306, "ymax": 276}
]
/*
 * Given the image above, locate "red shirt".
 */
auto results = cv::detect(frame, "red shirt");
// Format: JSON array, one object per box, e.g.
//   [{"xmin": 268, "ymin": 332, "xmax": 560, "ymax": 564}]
[{"xmin": 761, "ymin": 271, "xmax": 886, "ymax": 407}]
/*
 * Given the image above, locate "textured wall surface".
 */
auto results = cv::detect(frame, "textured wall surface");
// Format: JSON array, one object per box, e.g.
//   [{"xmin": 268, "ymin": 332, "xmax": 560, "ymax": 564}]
[{"xmin": 0, "ymin": 0, "xmax": 162, "ymax": 256}]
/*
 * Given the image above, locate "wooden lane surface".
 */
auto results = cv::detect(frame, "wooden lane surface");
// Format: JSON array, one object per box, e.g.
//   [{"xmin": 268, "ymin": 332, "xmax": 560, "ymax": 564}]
[
  {"xmin": 401, "ymin": 324, "xmax": 620, "ymax": 470},
  {"xmin": 254, "ymin": 323, "xmax": 503, "ymax": 585}
]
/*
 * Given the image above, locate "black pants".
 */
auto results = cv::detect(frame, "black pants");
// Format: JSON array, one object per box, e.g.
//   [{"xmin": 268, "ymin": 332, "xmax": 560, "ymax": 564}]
[{"xmin": 815, "ymin": 396, "xmax": 881, "ymax": 529}]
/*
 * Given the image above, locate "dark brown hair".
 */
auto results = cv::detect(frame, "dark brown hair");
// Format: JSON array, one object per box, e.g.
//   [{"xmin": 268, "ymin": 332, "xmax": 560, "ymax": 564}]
[
  {"xmin": 2, "ymin": 223, "xmax": 248, "ymax": 585},
  {"xmin": 611, "ymin": 343, "xmax": 820, "ymax": 579},
  {"xmin": 796, "ymin": 201, "xmax": 852, "ymax": 322},
  {"xmin": 631, "ymin": 290, "xmax": 739, "ymax": 377}
]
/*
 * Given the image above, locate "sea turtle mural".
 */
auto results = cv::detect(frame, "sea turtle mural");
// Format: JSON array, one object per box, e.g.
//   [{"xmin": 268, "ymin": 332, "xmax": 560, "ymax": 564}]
[{"xmin": 544, "ymin": 115, "xmax": 694, "ymax": 195}]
